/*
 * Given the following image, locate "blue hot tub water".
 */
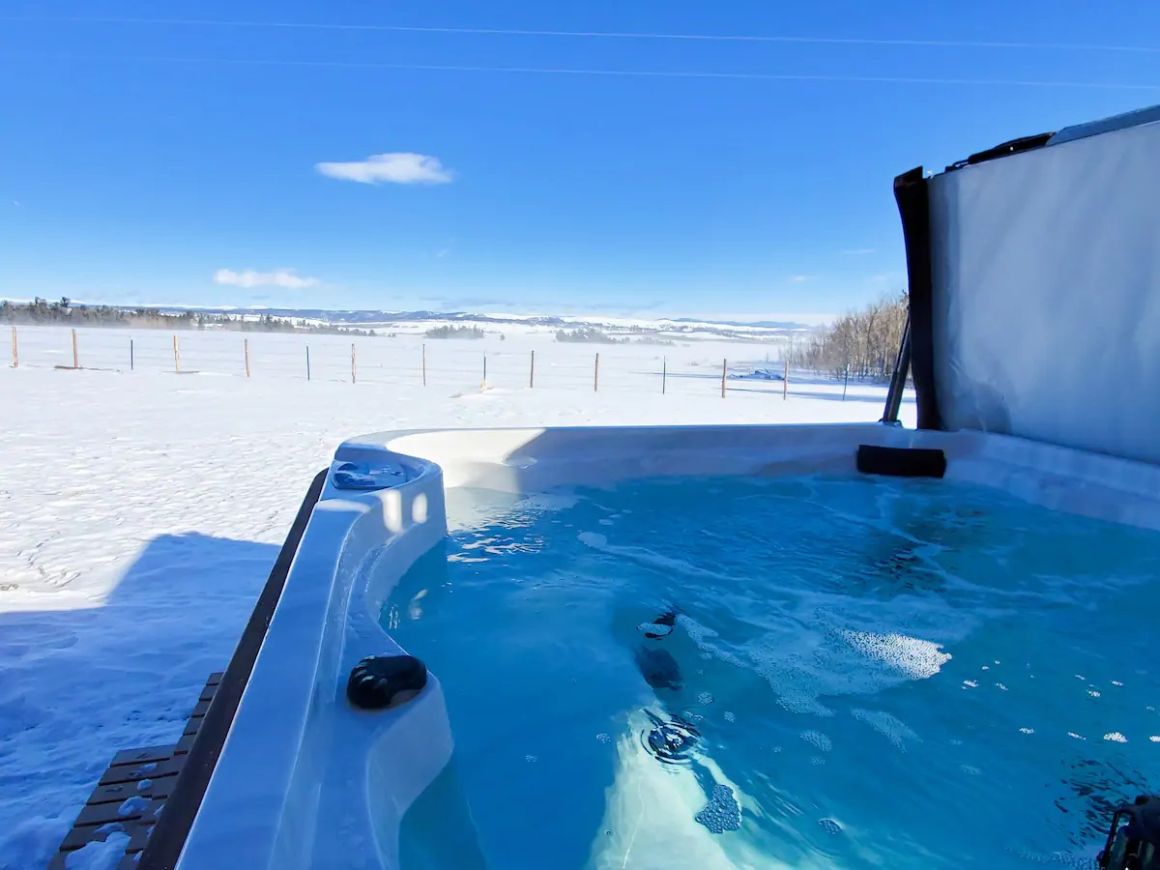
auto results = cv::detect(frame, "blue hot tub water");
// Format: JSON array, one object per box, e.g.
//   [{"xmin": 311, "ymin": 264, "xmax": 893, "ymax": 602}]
[{"xmin": 383, "ymin": 475, "xmax": 1160, "ymax": 868}]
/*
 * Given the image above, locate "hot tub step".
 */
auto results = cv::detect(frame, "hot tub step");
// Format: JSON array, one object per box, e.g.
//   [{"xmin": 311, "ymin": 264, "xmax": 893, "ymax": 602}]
[{"xmin": 51, "ymin": 672, "xmax": 221, "ymax": 866}]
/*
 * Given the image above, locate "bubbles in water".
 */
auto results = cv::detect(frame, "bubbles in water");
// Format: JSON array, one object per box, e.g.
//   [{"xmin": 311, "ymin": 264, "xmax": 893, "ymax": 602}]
[
  {"xmin": 1088, "ymin": 690, "xmax": 1101, "ymax": 698},
  {"xmin": 818, "ymin": 818, "xmax": 843, "ymax": 836},
  {"xmin": 1112, "ymin": 680, "xmax": 1124, "ymax": 687},
  {"xmin": 697, "ymin": 692, "xmax": 714, "ymax": 705},
  {"xmin": 681, "ymin": 617, "xmax": 718, "ymax": 647},
  {"xmin": 682, "ymin": 710, "xmax": 704, "ymax": 724},
  {"xmin": 851, "ymin": 708, "xmax": 919, "ymax": 750},
  {"xmin": 1019, "ymin": 727, "xmax": 1035, "ymax": 735},
  {"xmin": 1067, "ymin": 732, "xmax": 1086, "ymax": 741},
  {"xmin": 1103, "ymin": 732, "xmax": 1127, "ymax": 743},
  {"xmin": 524, "ymin": 754, "xmax": 539, "ymax": 763},
  {"xmin": 723, "ymin": 711, "xmax": 736, "ymax": 723},
  {"xmin": 777, "ymin": 695, "xmax": 835, "ymax": 717},
  {"xmin": 1006, "ymin": 846, "xmax": 1099, "ymax": 868},
  {"xmin": 1150, "ymin": 736, "xmax": 1160, "ymax": 743},
  {"xmin": 996, "ymin": 682, "xmax": 1009, "ymax": 691},
  {"xmin": 841, "ymin": 630, "xmax": 951, "ymax": 679},
  {"xmin": 800, "ymin": 730, "xmax": 832, "ymax": 752},
  {"xmin": 809, "ymin": 756, "xmax": 826, "ymax": 766},
  {"xmin": 960, "ymin": 764, "xmax": 982, "ymax": 776},
  {"xmin": 694, "ymin": 785, "xmax": 742, "ymax": 834},
  {"xmin": 962, "ymin": 680, "xmax": 978, "ymax": 689},
  {"xmin": 595, "ymin": 733, "xmax": 610, "ymax": 744}
]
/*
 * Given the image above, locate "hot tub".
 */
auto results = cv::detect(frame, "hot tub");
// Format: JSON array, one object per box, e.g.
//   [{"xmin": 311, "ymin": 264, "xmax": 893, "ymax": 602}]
[
  {"xmin": 171, "ymin": 423, "xmax": 1160, "ymax": 869},
  {"xmin": 159, "ymin": 103, "xmax": 1160, "ymax": 869}
]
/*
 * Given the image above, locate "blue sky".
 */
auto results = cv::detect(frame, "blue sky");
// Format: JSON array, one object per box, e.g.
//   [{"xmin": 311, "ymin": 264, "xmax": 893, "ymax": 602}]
[{"xmin": 3, "ymin": 0, "xmax": 1160, "ymax": 321}]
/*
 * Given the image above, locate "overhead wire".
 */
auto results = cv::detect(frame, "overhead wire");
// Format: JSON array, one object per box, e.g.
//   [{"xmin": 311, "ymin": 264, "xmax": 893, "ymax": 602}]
[
  {"xmin": 2, "ymin": 15, "xmax": 1159, "ymax": 54},
  {"xmin": 1, "ymin": 52, "xmax": 1157, "ymax": 91}
]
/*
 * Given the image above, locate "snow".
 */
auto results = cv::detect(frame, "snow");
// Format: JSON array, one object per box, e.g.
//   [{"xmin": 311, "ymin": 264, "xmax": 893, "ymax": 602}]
[
  {"xmin": 62, "ymin": 832, "xmax": 130, "ymax": 869},
  {"xmin": 0, "ymin": 325, "xmax": 912, "ymax": 867}
]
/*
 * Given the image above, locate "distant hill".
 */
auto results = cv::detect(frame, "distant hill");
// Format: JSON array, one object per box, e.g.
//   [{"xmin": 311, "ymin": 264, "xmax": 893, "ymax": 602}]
[{"xmin": 2, "ymin": 298, "xmax": 815, "ymax": 340}]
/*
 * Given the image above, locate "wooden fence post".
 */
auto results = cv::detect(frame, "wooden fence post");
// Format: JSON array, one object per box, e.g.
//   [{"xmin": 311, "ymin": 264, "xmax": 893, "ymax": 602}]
[
  {"xmin": 529, "ymin": 350, "xmax": 535, "ymax": 388},
  {"xmin": 244, "ymin": 339, "xmax": 251, "ymax": 378},
  {"xmin": 172, "ymin": 335, "xmax": 181, "ymax": 373},
  {"xmin": 594, "ymin": 353, "xmax": 600, "ymax": 392},
  {"xmin": 306, "ymin": 345, "xmax": 311, "ymax": 381},
  {"xmin": 130, "ymin": 338, "xmax": 134, "ymax": 371},
  {"xmin": 10, "ymin": 326, "xmax": 18, "ymax": 368},
  {"xmin": 721, "ymin": 358, "xmax": 727, "ymax": 398},
  {"xmin": 662, "ymin": 356, "xmax": 666, "ymax": 394},
  {"xmin": 843, "ymin": 364, "xmax": 849, "ymax": 401},
  {"xmin": 783, "ymin": 358, "xmax": 789, "ymax": 400},
  {"xmin": 71, "ymin": 328, "xmax": 79, "ymax": 369},
  {"xmin": 351, "ymin": 343, "xmax": 357, "ymax": 384},
  {"xmin": 422, "ymin": 343, "xmax": 427, "ymax": 386},
  {"xmin": 482, "ymin": 353, "xmax": 487, "ymax": 388}
]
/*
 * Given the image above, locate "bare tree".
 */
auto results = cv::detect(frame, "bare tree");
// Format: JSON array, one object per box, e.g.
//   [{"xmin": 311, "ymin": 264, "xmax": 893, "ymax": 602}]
[{"xmin": 790, "ymin": 290, "xmax": 907, "ymax": 380}]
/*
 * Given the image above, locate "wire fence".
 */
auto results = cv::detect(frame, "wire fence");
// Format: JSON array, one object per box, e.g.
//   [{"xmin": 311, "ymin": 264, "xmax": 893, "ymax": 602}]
[{"xmin": 4, "ymin": 324, "xmax": 886, "ymax": 404}]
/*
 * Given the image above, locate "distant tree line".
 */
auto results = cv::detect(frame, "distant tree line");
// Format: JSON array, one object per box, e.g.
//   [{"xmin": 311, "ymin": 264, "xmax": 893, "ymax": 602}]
[
  {"xmin": 791, "ymin": 291, "xmax": 908, "ymax": 380},
  {"xmin": 2, "ymin": 297, "xmax": 131, "ymax": 325},
  {"xmin": 230, "ymin": 313, "xmax": 370, "ymax": 335},
  {"xmin": 0, "ymin": 298, "xmax": 370, "ymax": 335},
  {"xmin": 556, "ymin": 327, "xmax": 623, "ymax": 344},
  {"xmin": 425, "ymin": 324, "xmax": 485, "ymax": 339},
  {"xmin": 555, "ymin": 327, "xmax": 679, "ymax": 346}
]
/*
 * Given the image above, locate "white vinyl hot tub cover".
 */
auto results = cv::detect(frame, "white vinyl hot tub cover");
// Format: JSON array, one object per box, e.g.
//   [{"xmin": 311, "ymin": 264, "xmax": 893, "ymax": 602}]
[{"xmin": 922, "ymin": 109, "xmax": 1160, "ymax": 465}]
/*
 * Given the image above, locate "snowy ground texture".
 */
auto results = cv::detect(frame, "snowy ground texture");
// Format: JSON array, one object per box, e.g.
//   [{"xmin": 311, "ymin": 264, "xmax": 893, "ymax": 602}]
[{"xmin": 0, "ymin": 326, "xmax": 913, "ymax": 868}]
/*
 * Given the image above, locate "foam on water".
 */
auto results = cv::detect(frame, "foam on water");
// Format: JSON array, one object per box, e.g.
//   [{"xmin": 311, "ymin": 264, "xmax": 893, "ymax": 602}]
[
  {"xmin": 850, "ymin": 708, "xmax": 920, "ymax": 751},
  {"xmin": 390, "ymin": 474, "xmax": 1160, "ymax": 868},
  {"xmin": 799, "ymin": 730, "xmax": 832, "ymax": 753},
  {"xmin": 818, "ymin": 818, "xmax": 843, "ymax": 836},
  {"xmin": 840, "ymin": 630, "xmax": 952, "ymax": 679},
  {"xmin": 694, "ymin": 785, "xmax": 742, "ymax": 834}
]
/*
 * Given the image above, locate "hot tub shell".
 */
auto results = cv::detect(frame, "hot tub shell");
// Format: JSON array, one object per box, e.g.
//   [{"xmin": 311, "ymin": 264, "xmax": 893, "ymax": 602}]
[{"xmin": 172, "ymin": 422, "xmax": 1160, "ymax": 869}]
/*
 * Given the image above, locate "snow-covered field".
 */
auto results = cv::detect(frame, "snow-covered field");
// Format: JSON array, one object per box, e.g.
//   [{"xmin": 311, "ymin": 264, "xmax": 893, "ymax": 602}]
[{"xmin": 0, "ymin": 325, "xmax": 913, "ymax": 868}]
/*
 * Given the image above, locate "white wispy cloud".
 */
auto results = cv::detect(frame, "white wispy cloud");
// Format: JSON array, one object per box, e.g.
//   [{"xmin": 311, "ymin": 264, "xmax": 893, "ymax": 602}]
[
  {"xmin": 213, "ymin": 268, "xmax": 320, "ymax": 289},
  {"xmin": 789, "ymin": 274, "xmax": 812, "ymax": 283},
  {"xmin": 315, "ymin": 152, "xmax": 454, "ymax": 185},
  {"xmin": 841, "ymin": 247, "xmax": 876, "ymax": 255}
]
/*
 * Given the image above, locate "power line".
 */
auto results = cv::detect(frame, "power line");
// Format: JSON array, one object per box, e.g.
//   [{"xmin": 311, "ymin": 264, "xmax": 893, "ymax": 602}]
[
  {"xmin": 3, "ymin": 52, "xmax": 1157, "ymax": 91},
  {"xmin": 3, "ymin": 15, "xmax": 1160, "ymax": 54}
]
